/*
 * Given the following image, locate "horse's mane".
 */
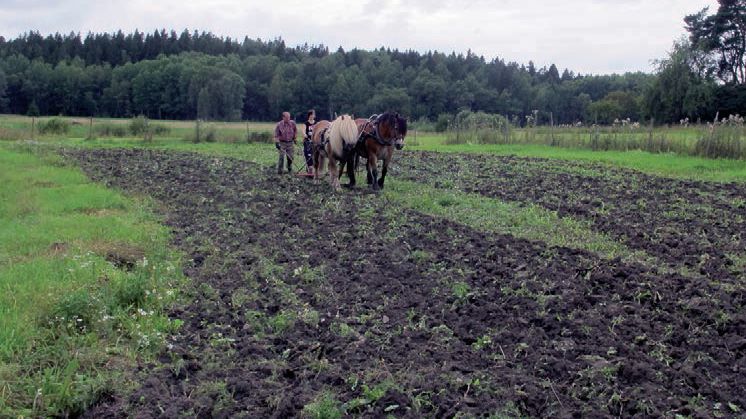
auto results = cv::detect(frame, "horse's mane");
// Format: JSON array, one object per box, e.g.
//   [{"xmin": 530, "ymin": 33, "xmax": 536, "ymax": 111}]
[
  {"xmin": 396, "ymin": 113, "xmax": 408, "ymax": 137},
  {"xmin": 329, "ymin": 115, "xmax": 357, "ymax": 157}
]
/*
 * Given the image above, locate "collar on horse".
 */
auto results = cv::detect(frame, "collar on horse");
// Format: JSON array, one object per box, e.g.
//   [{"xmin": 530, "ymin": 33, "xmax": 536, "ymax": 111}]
[
  {"xmin": 358, "ymin": 115, "xmax": 395, "ymax": 147},
  {"xmin": 318, "ymin": 127, "xmax": 330, "ymax": 146}
]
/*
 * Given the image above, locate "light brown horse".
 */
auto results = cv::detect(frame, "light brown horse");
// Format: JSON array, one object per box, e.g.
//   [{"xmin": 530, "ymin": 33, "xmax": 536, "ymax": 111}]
[
  {"xmin": 353, "ymin": 112, "xmax": 407, "ymax": 190},
  {"xmin": 311, "ymin": 119, "xmax": 331, "ymax": 181},
  {"xmin": 325, "ymin": 115, "xmax": 358, "ymax": 191}
]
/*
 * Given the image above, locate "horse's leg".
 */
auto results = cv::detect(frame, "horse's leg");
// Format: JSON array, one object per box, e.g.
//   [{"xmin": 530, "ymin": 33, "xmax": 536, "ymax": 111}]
[
  {"xmin": 346, "ymin": 153, "xmax": 356, "ymax": 188},
  {"xmin": 328, "ymin": 157, "xmax": 340, "ymax": 191},
  {"xmin": 367, "ymin": 154, "xmax": 379, "ymax": 191},
  {"xmin": 378, "ymin": 149, "xmax": 390, "ymax": 189},
  {"xmin": 364, "ymin": 152, "xmax": 373, "ymax": 185},
  {"xmin": 313, "ymin": 149, "xmax": 320, "ymax": 181},
  {"xmin": 315, "ymin": 155, "xmax": 325, "ymax": 182}
]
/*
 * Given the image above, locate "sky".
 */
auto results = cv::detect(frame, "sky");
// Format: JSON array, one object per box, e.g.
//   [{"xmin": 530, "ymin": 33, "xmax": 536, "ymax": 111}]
[{"xmin": 0, "ymin": 0, "xmax": 720, "ymax": 75}]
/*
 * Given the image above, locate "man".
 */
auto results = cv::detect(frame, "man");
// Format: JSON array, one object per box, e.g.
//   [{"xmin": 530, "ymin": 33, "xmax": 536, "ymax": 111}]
[{"xmin": 274, "ymin": 111, "xmax": 297, "ymax": 174}]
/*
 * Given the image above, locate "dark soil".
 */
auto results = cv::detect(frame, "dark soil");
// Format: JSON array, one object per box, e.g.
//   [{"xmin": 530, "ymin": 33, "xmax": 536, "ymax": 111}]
[
  {"xmin": 62, "ymin": 148, "xmax": 746, "ymax": 418},
  {"xmin": 393, "ymin": 151, "xmax": 746, "ymax": 280}
]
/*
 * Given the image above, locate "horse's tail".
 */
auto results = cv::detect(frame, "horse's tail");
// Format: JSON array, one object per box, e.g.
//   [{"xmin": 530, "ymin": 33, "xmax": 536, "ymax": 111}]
[{"xmin": 329, "ymin": 115, "xmax": 357, "ymax": 157}]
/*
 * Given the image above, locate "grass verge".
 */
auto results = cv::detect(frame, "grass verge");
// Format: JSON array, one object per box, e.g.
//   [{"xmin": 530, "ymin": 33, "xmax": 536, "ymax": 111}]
[
  {"xmin": 409, "ymin": 138, "xmax": 746, "ymax": 183},
  {"xmin": 384, "ymin": 178, "xmax": 648, "ymax": 263},
  {"xmin": 0, "ymin": 144, "xmax": 184, "ymax": 417}
]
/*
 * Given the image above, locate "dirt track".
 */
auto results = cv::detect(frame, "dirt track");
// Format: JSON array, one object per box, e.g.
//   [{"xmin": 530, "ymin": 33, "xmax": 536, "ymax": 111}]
[{"xmin": 63, "ymin": 148, "xmax": 746, "ymax": 418}]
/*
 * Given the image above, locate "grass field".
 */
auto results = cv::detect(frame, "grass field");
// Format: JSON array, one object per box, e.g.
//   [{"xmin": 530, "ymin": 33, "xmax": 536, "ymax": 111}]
[{"xmin": 0, "ymin": 143, "xmax": 184, "ymax": 417}]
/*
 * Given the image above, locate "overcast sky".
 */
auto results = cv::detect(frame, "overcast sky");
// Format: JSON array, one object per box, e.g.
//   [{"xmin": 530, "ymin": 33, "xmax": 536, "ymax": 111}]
[{"xmin": 0, "ymin": 0, "xmax": 718, "ymax": 75}]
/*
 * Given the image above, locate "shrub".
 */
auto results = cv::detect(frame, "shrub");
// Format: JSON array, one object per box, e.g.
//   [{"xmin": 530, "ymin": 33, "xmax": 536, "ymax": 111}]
[
  {"xmin": 129, "ymin": 116, "xmax": 170, "ymax": 141},
  {"xmin": 410, "ymin": 117, "xmax": 435, "ymax": 132},
  {"xmin": 202, "ymin": 124, "xmax": 217, "ymax": 142},
  {"xmin": 151, "ymin": 124, "xmax": 170, "ymax": 136},
  {"xmin": 445, "ymin": 111, "xmax": 511, "ymax": 144},
  {"xmin": 129, "ymin": 115, "xmax": 149, "ymax": 136},
  {"xmin": 95, "ymin": 123, "xmax": 128, "ymax": 137},
  {"xmin": 38, "ymin": 118, "xmax": 71, "ymax": 135},
  {"xmin": 435, "ymin": 113, "xmax": 452, "ymax": 132},
  {"xmin": 188, "ymin": 120, "xmax": 218, "ymax": 143},
  {"xmin": 695, "ymin": 117, "xmax": 745, "ymax": 159}
]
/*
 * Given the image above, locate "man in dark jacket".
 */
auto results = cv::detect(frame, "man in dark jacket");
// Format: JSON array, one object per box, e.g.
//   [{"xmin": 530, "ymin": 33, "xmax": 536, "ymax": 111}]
[{"xmin": 274, "ymin": 111, "xmax": 297, "ymax": 174}]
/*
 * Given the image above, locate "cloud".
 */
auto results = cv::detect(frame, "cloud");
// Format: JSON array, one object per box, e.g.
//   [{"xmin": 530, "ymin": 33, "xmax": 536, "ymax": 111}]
[{"xmin": 0, "ymin": 0, "xmax": 719, "ymax": 74}]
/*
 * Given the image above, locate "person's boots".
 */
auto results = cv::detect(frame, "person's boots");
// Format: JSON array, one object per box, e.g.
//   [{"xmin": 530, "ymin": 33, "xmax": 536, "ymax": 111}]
[
  {"xmin": 277, "ymin": 155, "xmax": 284, "ymax": 174},
  {"xmin": 287, "ymin": 158, "xmax": 292, "ymax": 173}
]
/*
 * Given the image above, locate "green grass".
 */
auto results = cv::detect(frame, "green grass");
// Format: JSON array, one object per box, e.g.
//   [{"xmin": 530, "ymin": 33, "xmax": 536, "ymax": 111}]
[
  {"xmin": 409, "ymin": 135, "xmax": 746, "ymax": 183},
  {"xmin": 303, "ymin": 392, "xmax": 344, "ymax": 419},
  {"xmin": 384, "ymin": 178, "xmax": 647, "ymax": 262},
  {"xmin": 0, "ymin": 113, "xmax": 275, "ymax": 143},
  {"xmin": 0, "ymin": 144, "xmax": 184, "ymax": 417}
]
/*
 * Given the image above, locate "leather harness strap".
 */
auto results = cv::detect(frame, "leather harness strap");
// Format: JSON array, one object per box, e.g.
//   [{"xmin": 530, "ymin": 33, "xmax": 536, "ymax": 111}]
[{"xmin": 359, "ymin": 117, "xmax": 395, "ymax": 147}]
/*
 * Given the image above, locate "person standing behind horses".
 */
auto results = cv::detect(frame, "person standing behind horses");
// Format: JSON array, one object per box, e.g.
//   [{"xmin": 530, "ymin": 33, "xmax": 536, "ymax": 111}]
[
  {"xmin": 274, "ymin": 111, "xmax": 297, "ymax": 174},
  {"xmin": 303, "ymin": 109, "xmax": 316, "ymax": 175}
]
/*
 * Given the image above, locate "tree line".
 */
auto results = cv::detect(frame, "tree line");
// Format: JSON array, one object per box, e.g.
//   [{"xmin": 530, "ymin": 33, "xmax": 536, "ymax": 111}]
[{"xmin": 0, "ymin": 2, "xmax": 743, "ymax": 125}]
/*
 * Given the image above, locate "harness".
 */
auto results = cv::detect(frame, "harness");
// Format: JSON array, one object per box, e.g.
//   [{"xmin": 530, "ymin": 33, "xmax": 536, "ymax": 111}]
[
  {"xmin": 316, "ymin": 127, "xmax": 330, "ymax": 157},
  {"xmin": 358, "ymin": 115, "xmax": 396, "ymax": 147}
]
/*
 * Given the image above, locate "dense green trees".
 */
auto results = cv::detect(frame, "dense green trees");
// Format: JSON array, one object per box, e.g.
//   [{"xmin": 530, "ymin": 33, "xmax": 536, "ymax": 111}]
[
  {"xmin": 685, "ymin": 0, "xmax": 746, "ymax": 85},
  {"xmin": 643, "ymin": 40, "xmax": 717, "ymax": 123},
  {"xmin": 0, "ymin": 68, "xmax": 7, "ymax": 110},
  {"xmin": 0, "ymin": 25, "xmax": 741, "ymax": 124}
]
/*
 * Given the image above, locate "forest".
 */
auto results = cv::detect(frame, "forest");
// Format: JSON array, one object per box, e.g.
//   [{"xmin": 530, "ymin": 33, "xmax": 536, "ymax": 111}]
[{"xmin": 0, "ymin": 2, "xmax": 744, "ymax": 124}]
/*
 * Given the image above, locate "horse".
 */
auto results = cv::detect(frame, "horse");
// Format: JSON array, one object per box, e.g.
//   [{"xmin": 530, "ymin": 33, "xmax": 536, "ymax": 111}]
[
  {"xmin": 325, "ymin": 115, "xmax": 358, "ymax": 191},
  {"xmin": 310, "ymin": 119, "xmax": 331, "ymax": 181},
  {"xmin": 353, "ymin": 112, "xmax": 407, "ymax": 190}
]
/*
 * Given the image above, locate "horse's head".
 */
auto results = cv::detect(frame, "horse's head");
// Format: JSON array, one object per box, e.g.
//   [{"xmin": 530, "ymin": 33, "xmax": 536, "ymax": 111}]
[
  {"xmin": 393, "ymin": 113, "xmax": 407, "ymax": 150},
  {"xmin": 377, "ymin": 112, "xmax": 407, "ymax": 150}
]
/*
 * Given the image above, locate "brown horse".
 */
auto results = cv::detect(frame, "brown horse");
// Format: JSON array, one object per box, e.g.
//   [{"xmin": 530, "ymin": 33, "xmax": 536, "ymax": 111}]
[
  {"xmin": 353, "ymin": 112, "xmax": 407, "ymax": 190},
  {"xmin": 311, "ymin": 119, "xmax": 331, "ymax": 181}
]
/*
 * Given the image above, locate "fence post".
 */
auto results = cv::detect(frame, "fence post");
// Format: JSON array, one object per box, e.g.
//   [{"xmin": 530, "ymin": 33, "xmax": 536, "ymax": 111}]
[
  {"xmin": 87, "ymin": 116, "xmax": 94, "ymax": 140},
  {"xmin": 31, "ymin": 117, "xmax": 35, "ymax": 140},
  {"xmin": 550, "ymin": 112, "xmax": 556, "ymax": 146},
  {"xmin": 647, "ymin": 118, "xmax": 654, "ymax": 152}
]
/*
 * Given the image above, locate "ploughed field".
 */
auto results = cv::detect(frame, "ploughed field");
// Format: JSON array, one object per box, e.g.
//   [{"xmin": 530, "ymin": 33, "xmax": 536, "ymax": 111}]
[
  {"xmin": 62, "ymin": 148, "xmax": 745, "ymax": 418},
  {"xmin": 392, "ymin": 152, "xmax": 746, "ymax": 280}
]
